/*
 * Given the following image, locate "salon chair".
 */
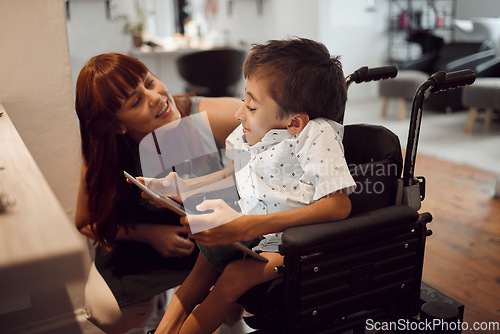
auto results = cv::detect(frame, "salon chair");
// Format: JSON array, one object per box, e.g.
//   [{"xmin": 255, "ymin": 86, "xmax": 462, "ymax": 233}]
[
  {"xmin": 237, "ymin": 70, "xmax": 476, "ymax": 333},
  {"xmin": 176, "ymin": 48, "xmax": 246, "ymax": 97},
  {"xmin": 407, "ymin": 30, "xmax": 445, "ymax": 55},
  {"xmin": 399, "ymin": 39, "xmax": 494, "ymax": 111},
  {"xmin": 454, "ymin": 17, "xmax": 500, "ymax": 56},
  {"xmin": 474, "ymin": 56, "xmax": 500, "ymax": 77},
  {"xmin": 462, "ymin": 57, "xmax": 500, "ymax": 132}
]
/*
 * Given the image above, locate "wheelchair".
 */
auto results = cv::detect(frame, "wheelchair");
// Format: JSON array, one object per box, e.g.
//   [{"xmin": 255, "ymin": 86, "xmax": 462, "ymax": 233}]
[
  {"xmin": 236, "ymin": 67, "xmax": 476, "ymax": 333},
  {"xmin": 146, "ymin": 67, "xmax": 474, "ymax": 334}
]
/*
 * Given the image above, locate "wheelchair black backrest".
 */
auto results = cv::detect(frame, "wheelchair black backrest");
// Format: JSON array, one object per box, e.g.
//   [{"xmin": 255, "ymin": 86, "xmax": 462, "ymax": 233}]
[{"xmin": 343, "ymin": 124, "xmax": 403, "ymax": 216}]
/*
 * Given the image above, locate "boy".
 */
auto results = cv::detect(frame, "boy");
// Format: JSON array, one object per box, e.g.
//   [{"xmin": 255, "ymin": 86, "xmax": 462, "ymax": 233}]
[{"xmin": 154, "ymin": 37, "xmax": 356, "ymax": 333}]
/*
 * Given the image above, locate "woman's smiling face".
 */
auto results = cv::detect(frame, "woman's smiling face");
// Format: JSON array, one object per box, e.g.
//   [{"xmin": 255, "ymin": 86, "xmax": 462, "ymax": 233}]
[{"xmin": 115, "ymin": 72, "xmax": 181, "ymax": 142}]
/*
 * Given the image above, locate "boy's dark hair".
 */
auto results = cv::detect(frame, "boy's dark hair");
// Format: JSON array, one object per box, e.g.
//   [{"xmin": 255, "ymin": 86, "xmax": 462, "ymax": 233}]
[{"xmin": 243, "ymin": 37, "xmax": 347, "ymax": 122}]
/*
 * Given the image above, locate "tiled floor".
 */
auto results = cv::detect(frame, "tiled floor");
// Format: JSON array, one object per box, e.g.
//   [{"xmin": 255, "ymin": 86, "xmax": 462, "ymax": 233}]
[{"xmin": 344, "ymin": 97, "xmax": 500, "ymax": 175}]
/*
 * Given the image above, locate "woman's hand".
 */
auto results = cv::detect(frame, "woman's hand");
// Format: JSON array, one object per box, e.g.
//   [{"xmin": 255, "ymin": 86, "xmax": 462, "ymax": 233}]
[
  {"xmin": 137, "ymin": 223, "xmax": 195, "ymax": 258},
  {"xmin": 128, "ymin": 173, "xmax": 183, "ymax": 206},
  {"xmin": 181, "ymin": 199, "xmax": 248, "ymax": 246},
  {"xmin": 141, "ymin": 172, "xmax": 185, "ymax": 202}
]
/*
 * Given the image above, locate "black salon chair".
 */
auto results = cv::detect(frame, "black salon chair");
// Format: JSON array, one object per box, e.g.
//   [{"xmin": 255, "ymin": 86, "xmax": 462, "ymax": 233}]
[
  {"xmin": 400, "ymin": 40, "xmax": 495, "ymax": 111},
  {"xmin": 176, "ymin": 48, "xmax": 246, "ymax": 97},
  {"xmin": 462, "ymin": 57, "xmax": 500, "ymax": 132},
  {"xmin": 474, "ymin": 56, "xmax": 500, "ymax": 77}
]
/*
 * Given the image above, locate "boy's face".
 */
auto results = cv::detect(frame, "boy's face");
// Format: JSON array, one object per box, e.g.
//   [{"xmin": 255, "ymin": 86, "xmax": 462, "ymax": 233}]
[{"xmin": 235, "ymin": 75, "xmax": 291, "ymax": 146}]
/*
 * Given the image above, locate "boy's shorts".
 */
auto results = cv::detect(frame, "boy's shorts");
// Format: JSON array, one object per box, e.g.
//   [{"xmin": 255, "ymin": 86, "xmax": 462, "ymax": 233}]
[{"xmin": 198, "ymin": 237, "xmax": 263, "ymax": 273}]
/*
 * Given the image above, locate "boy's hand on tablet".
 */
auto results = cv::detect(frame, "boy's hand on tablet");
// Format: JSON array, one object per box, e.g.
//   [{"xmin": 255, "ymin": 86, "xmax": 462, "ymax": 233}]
[{"xmin": 181, "ymin": 199, "xmax": 243, "ymax": 243}]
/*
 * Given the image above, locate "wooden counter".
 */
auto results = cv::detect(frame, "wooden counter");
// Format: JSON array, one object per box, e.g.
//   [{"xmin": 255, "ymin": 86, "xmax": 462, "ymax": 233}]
[{"xmin": 0, "ymin": 103, "xmax": 86, "ymax": 318}]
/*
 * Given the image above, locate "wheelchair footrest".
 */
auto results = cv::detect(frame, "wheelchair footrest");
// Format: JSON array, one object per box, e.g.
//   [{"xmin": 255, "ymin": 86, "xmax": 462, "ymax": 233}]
[{"xmin": 420, "ymin": 282, "xmax": 465, "ymax": 323}]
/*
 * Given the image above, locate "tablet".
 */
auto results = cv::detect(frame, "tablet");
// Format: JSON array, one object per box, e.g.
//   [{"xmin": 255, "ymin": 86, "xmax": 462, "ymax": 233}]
[
  {"xmin": 232, "ymin": 241, "xmax": 268, "ymax": 262},
  {"xmin": 124, "ymin": 171, "xmax": 186, "ymax": 216},
  {"xmin": 124, "ymin": 171, "xmax": 268, "ymax": 263}
]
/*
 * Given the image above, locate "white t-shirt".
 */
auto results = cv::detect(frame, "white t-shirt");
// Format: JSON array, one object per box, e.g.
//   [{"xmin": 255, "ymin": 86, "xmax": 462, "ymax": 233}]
[{"xmin": 226, "ymin": 117, "xmax": 356, "ymax": 217}]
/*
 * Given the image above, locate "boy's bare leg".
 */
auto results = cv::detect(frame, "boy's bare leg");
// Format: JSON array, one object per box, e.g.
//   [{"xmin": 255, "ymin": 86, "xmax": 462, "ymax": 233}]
[
  {"xmin": 155, "ymin": 253, "xmax": 219, "ymax": 333},
  {"xmin": 179, "ymin": 252, "xmax": 283, "ymax": 334},
  {"xmin": 224, "ymin": 303, "xmax": 245, "ymax": 325}
]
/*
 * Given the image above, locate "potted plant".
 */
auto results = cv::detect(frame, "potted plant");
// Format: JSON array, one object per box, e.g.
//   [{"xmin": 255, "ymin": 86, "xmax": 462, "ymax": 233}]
[
  {"xmin": 124, "ymin": 21, "xmax": 145, "ymax": 48},
  {"xmin": 121, "ymin": 2, "xmax": 147, "ymax": 48}
]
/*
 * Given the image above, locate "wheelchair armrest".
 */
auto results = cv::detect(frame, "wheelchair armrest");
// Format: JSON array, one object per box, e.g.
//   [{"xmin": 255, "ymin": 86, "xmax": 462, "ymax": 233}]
[{"xmin": 279, "ymin": 205, "xmax": 419, "ymax": 257}]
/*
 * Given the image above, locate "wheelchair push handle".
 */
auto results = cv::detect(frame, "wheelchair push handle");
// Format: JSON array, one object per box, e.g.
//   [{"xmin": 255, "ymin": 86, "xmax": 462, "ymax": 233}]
[
  {"xmin": 429, "ymin": 69, "xmax": 476, "ymax": 93},
  {"xmin": 405, "ymin": 70, "xmax": 477, "ymax": 182},
  {"xmin": 401, "ymin": 69, "xmax": 476, "ymax": 209},
  {"xmin": 346, "ymin": 66, "xmax": 398, "ymax": 87}
]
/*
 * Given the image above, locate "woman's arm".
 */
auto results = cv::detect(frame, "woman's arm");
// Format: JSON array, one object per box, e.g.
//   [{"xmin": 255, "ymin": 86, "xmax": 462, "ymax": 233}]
[
  {"xmin": 75, "ymin": 162, "xmax": 94, "ymax": 238},
  {"xmin": 184, "ymin": 191, "xmax": 352, "ymax": 246},
  {"xmin": 199, "ymin": 97, "xmax": 241, "ymax": 146},
  {"xmin": 75, "ymin": 162, "xmax": 195, "ymax": 257}
]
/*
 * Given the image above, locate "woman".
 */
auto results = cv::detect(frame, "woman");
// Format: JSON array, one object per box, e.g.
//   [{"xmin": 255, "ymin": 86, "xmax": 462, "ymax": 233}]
[{"xmin": 74, "ymin": 52, "xmax": 241, "ymax": 333}]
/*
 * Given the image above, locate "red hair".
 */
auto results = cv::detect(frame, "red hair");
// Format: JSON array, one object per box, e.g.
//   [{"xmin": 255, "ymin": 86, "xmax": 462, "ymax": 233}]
[
  {"xmin": 75, "ymin": 53, "xmax": 193, "ymax": 248},
  {"xmin": 75, "ymin": 53, "xmax": 148, "ymax": 247}
]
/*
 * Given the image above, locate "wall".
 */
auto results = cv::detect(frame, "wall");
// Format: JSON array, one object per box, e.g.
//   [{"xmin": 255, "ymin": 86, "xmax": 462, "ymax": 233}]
[
  {"xmin": 0, "ymin": 0, "xmax": 87, "ymax": 332},
  {"xmin": 66, "ymin": 0, "xmax": 500, "ymax": 101},
  {"xmin": 211, "ymin": 0, "xmax": 387, "ymax": 100},
  {"xmin": 319, "ymin": 0, "xmax": 389, "ymax": 100},
  {"xmin": 454, "ymin": 0, "xmax": 500, "ymax": 47},
  {"xmin": 66, "ymin": 0, "xmax": 322, "ymax": 96},
  {"xmin": 455, "ymin": 0, "xmax": 500, "ymax": 19},
  {"xmin": 65, "ymin": 0, "xmax": 392, "ymax": 100},
  {"xmin": 0, "ymin": 0, "xmax": 81, "ymax": 221},
  {"xmin": 209, "ymin": 0, "xmax": 319, "ymax": 44},
  {"xmin": 66, "ymin": 0, "xmax": 136, "ymax": 92}
]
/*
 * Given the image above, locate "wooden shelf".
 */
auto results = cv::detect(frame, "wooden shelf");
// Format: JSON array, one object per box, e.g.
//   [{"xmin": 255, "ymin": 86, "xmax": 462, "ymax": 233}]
[{"xmin": 387, "ymin": 0, "xmax": 457, "ymax": 64}]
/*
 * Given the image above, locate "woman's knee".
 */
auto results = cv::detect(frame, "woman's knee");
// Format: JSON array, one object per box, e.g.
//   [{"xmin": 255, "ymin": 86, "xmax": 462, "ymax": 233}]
[
  {"xmin": 85, "ymin": 295, "xmax": 157, "ymax": 334},
  {"xmin": 84, "ymin": 262, "xmax": 157, "ymax": 333}
]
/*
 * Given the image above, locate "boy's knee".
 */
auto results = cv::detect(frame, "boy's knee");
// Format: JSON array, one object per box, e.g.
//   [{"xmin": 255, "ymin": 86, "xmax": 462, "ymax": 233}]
[
  {"xmin": 220, "ymin": 262, "xmax": 244, "ymax": 285},
  {"xmin": 215, "ymin": 262, "xmax": 253, "ymax": 300}
]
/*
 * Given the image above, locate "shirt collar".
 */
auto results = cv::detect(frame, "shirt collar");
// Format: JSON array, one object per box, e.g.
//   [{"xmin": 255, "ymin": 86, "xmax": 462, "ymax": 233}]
[{"xmin": 242, "ymin": 129, "xmax": 292, "ymax": 153}]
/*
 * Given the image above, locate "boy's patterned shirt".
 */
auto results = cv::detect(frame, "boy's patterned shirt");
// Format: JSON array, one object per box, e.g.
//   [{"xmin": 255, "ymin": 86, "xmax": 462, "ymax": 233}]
[{"xmin": 226, "ymin": 118, "xmax": 356, "ymax": 216}]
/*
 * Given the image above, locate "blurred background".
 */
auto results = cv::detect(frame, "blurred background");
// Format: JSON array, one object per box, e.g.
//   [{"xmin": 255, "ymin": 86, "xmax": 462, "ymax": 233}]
[{"xmin": 64, "ymin": 0, "xmax": 500, "ymax": 99}]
